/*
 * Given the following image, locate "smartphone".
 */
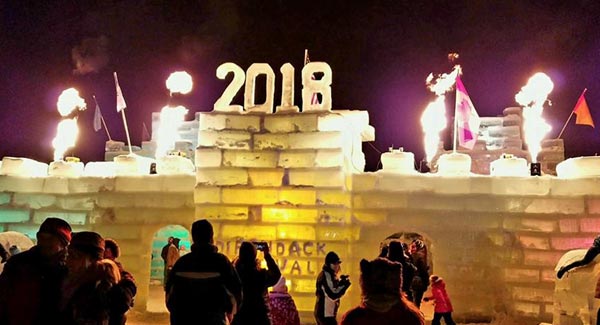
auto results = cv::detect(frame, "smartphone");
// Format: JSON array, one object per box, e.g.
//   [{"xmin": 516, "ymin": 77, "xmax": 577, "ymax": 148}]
[{"xmin": 253, "ymin": 241, "xmax": 266, "ymax": 251}]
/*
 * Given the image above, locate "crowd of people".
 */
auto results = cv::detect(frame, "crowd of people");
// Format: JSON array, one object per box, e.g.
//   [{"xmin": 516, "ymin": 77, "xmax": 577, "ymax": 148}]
[
  {"xmin": 0, "ymin": 217, "xmax": 457, "ymax": 325},
  {"xmin": 0, "ymin": 217, "xmax": 137, "ymax": 325},
  {"xmin": 164, "ymin": 219, "xmax": 456, "ymax": 325}
]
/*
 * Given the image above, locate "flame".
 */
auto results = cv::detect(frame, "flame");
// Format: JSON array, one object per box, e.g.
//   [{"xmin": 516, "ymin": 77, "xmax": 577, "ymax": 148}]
[
  {"xmin": 57, "ymin": 88, "xmax": 86, "ymax": 116},
  {"xmin": 166, "ymin": 71, "xmax": 193, "ymax": 95},
  {"xmin": 155, "ymin": 105, "xmax": 188, "ymax": 158},
  {"xmin": 52, "ymin": 119, "xmax": 79, "ymax": 161},
  {"xmin": 515, "ymin": 73, "xmax": 553, "ymax": 163},
  {"xmin": 420, "ymin": 65, "xmax": 461, "ymax": 162}
]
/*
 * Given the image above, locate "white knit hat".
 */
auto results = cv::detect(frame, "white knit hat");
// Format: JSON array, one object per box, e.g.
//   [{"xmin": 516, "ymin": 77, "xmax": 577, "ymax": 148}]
[{"xmin": 272, "ymin": 276, "xmax": 288, "ymax": 293}]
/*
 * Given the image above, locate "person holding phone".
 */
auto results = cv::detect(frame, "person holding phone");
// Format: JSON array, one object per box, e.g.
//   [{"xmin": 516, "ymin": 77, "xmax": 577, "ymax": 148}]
[
  {"xmin": 232, "ymin": 241, "xmax": 281, "ymax": 325},
  {"xmin": 315, "ymin": 251, "xmax": 351, "ymax": 325}
]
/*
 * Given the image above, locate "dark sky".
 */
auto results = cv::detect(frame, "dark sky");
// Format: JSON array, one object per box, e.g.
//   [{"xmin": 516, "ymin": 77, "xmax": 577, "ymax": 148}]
[{"xmin": 2, "ymin": 0, "xmax": 600, "ymax": 171}]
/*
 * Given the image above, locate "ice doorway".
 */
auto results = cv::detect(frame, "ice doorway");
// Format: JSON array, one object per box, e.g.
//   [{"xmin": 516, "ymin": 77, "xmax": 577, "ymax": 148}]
[{"xmin": 146, "ymin": 224, "xmax": 191, "ymax": 313}]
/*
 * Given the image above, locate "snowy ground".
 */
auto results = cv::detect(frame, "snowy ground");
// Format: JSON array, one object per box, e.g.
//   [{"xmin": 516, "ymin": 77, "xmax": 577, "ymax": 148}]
[{"xmin": 129, "ymin": 285, "xmax": 496, "ymax": 325}]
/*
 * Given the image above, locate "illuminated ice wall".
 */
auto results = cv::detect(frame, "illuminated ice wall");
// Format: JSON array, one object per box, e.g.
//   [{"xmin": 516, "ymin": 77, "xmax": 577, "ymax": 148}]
[{"xmin": 0, "ymin": 109, "xmax": 598, "ymax": 324}]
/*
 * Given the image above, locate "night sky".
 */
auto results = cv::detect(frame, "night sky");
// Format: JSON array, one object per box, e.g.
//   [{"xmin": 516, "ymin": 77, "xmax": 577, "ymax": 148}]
[{"xmin": 2, "ymin": 1, "xmax": 600, "ymax": 171}]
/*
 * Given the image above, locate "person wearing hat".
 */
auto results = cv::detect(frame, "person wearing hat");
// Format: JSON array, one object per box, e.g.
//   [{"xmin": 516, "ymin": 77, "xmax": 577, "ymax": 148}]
[
  {"xmin": 340, "ymin": 258, "xmax": 424, "ymax": 325},
  {"xmin": 60, "ymin": 231, "xmax": 113, "ymax": 324},
  {"xmin": 268, "ymin": 276, "xmax": 300, "ymax": 325},
  {"xmin": 103, "ymin": 238, "xmax": 137, "ymax": 325},
  {"xmin": 409, "ymin": 239, "xmax": 430, "ymax": 308},
  {"xmin": 423, "ymin": 275, "xmax": 456, "ymax": 325},
  {"xmin": 165, "ymin": 219, "xmax": 242, "ymax": 325},
  {"xmin": 60, "ymin": 231, "xmax": 130, "ymax": 324},
  {"xmin": 0, "ymin": 217, "xmax": 72, "ymax": 325},
  {"xmin": 314, "ymin": 251, "xmax": 351, "ymax": 325}
]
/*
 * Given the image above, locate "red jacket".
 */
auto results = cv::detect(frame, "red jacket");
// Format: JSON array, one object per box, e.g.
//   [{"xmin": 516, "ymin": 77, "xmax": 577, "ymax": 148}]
[{"xmin": 425, "ymin": 278, "xmax": 453, "ymax": 313}]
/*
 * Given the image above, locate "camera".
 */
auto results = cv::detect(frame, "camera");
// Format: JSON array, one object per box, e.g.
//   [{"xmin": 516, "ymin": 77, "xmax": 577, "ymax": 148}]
[
  {"xmin": 339, "ymin": 274, "xmax": 350, "ymax": 285},
  {"xmin": 252, "ymin": 241, "xmax": 268, "ymax": 251}
]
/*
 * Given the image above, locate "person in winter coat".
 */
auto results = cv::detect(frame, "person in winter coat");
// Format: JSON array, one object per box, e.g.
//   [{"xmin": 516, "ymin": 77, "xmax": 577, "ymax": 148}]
[
  {"xmin": 409, "ymin": 239, "xmax": 430, "ymax": 308},
  {"xmin": 60, "ymin": 231, "xmax": 129, "ymax": 325},
  {"xmin": 387, "ymin": 241, "xmax": 417, "ymax": 302},
  {"xmin": 0, "ymin": 217, "xmax": 72, "ymax": 325},
  {"xmin": 268, "ymin": 276, "xmax": 301, "ymax": 325},
  {"xmin": 165, "ymin": 220, "xmax": 242, "ymax": 325},
  {"xmin": 232, "ymin": 241, "xmax": 282, "ymax": 325},
  {"xmin": 314, "ymin": 251, "xmax": 351, "ymax": 325},
  {"xmin": 556, "ymin": 234, "xmax": 600, "ymax": 324},
  {"xmin": 341, "ymin": 258, "xmax": 424, "ymax": 325},
  {"xmin": 423, "ymin": 275, "xmax": 455, "ymax": 325},
  {"xmin": 161, "ymin": 236, "xmax": 174, "ymax": 285},
  {"xmin": 557, "ymin": 234, "xmax": 600, "ymax": 279},
  {"xmin": 103, "ymin": 238, "xmax": 137, "ymax": 325},
  {"xmin": 0, "ymin": 242, "xmax": 8, "ymax": 263},
  {"xmin": 167, "ymin": 238, "xmax": 181, "ymax": 272}
]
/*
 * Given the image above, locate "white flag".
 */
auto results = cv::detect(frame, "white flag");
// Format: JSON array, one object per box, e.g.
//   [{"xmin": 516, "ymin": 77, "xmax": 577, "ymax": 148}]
[{"xmin": 114, "ymin": 72, "xmax": 127, "ymax": 112}]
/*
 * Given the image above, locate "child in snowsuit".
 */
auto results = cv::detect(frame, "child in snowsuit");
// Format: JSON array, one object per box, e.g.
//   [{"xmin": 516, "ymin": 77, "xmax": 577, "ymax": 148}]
[{"xmin": 423, "ymin": 275, "xmax": 455, "ymax": 325}]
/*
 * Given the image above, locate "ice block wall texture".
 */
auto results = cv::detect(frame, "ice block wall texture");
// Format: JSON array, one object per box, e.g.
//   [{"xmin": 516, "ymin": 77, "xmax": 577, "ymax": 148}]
[
  {"xmin": 0, "ymin": 110, "xmax": 594, "ymax": 324},
  {"xmin": 431, "ymin": 106, "xmax": 564, "ymax": 175}
]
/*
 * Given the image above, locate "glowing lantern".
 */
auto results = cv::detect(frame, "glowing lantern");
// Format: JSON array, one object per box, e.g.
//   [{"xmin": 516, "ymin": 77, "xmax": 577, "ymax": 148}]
[
  {"xmin": 166, "ymin": 71, "xmax": 193, "ymax": 95},
  {"xmin": 515, "ymin": 73, "xmax": 553, "ymax": 163},
  {"xmin": 420, "ymin": 65, "xmax": 461, "ymax": 163}
]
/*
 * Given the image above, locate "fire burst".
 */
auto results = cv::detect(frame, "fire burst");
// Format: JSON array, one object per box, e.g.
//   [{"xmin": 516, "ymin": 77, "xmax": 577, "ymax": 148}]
[
  {"xmin": 515, "ymin": 73, "xmax": 553, "ymax": 163},
  {"xmin": 166, "ymin": 71, "xmax": 193, "ymax": 95},
  {"xmin": 155, "ymin": 105, "xmax": 188, "ymax": 158},
  {"xmin": 53, "ymin": 88, "xmax": 86, "ymax": 161},
  {"xmin": 420, "ymin": 65, "xmax": 461, "ymax": 164}
]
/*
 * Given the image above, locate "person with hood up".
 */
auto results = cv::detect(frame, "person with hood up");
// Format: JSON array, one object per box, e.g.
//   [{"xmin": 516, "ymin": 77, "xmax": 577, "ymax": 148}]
[
  {"xmin": 314, "ymin": 251, "xmax": 351, "ymax": 325},
  {"xmin": 423, "ymin": 275, "xmax": 456, "ymax": 325},
  {"xmin": 268, "ymin": 276, "xmax": 300, "ymax": 325},
  {"xmin": 0, "ymin": 217, "xmax": 72, "ymax": 325},
  {"xmin": 341, "ymin": 258, "xmax": 424, "ymax": 325}
]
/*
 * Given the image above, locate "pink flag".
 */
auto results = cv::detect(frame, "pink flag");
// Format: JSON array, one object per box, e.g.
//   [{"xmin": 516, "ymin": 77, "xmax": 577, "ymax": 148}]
[
  {"xmin": 304, "ymin": 51, "xmax": 320, "ymax": 105},
  {"xmin": 114, "ymin": 72, "xmax": 127, "ymax": 112},
  {"xmin": 455, "ymin": 76, "xmax": 480, "ymax": 149}
]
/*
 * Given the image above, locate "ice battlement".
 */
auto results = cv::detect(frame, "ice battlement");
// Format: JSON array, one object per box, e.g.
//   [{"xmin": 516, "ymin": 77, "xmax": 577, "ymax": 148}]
[{"xmin": 1, "ymin": 109, "xmax": 599, "ymax": 324}]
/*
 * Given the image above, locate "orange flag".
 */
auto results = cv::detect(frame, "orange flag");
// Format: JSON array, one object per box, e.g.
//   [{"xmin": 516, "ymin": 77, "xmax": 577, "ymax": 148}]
[{"xmin": 573, "ymin": 88, "xmax": 595, "ymax": 128}]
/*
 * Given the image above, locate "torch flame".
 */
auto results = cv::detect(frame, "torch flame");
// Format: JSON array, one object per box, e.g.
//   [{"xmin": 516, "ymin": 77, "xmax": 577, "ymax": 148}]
[
  {"xmin": 421, "ymin": 65, "xmax": 461, "ymax": 163},
  {"xmin": 52, "ymin": 119, "xmax": 79, "ymax": 161},
  {"xmin": 515, "ymin": 73, "xmax": 554, "ymax": 163},
  {"xmin": 57, "ymin": 88, "xmax": 86, "ymax": 116},
  {"xmin": 155, "ymin": 105, "xmax": 188, "ymax": 158},
  {"xmin": 166, "ymin": 71, "xmax": 193, "ymax": 95}
]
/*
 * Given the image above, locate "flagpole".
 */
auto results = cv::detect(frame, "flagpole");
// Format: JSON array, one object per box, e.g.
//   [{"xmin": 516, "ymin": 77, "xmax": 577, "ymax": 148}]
[
  {"xmin": 557, "ymin": 88, "xmax": 587, "ymax": 139},
  {"xmin": 453, "ymin": 70, "xmax": 462, "ymax": 153},
  {"xmin": 304, "ymin": 49, "xmax": 308, "ymax": 65},
  {"xmin": 101, "ymin": 112, "xmax": 113, "ymax": 141},
  {"xmin": 121, "ymin": 109, "xmax": 133, "ymax": 154},
  {"xmin": 93, "ymin": 95, "xmax": 112, "ymax": 141}
]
